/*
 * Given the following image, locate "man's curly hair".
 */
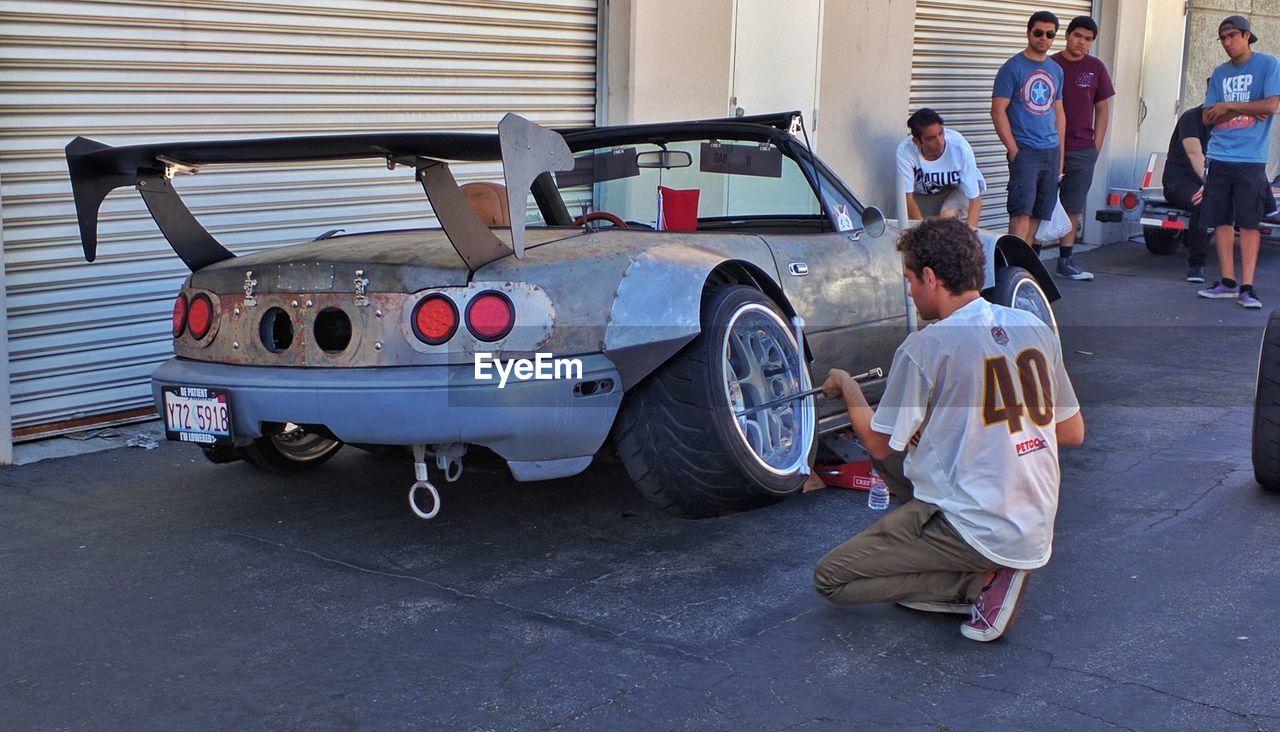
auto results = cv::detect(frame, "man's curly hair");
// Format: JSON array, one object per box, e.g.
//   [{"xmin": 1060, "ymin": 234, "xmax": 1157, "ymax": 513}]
[{"xmin": 895, "ymin": 217, "xmax": 985, "ymax": 295}]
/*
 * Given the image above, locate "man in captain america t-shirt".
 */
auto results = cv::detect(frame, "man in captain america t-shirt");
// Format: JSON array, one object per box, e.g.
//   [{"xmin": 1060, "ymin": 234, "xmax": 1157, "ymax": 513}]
[
  {"xmin": 896, "ymin": 108, "xmax": 987, "ymax": 228},
  {"xmin": 992, "ymin": 11, "xmax": 1066, "ymax": 254}
]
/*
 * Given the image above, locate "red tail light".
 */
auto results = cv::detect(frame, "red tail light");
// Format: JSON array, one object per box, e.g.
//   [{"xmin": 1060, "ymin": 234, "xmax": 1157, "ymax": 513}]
[
  {"xmin": 1121, "ymin": 192, "xmax": 1140, "ymax": 211},
  {"xmin": 466, "ymin": 291, "xmax": 514, "ymax": 341},
  {"xmin": 187, "ymin": 294, "xmax": 214, "ymax": 339},
  {"xmin": 412, "ymin": 294, "xmax": 459, "ymax": 345},
  {"xmin": 171, "ymin": 294, "xmax": 188, "ymax": 338}
]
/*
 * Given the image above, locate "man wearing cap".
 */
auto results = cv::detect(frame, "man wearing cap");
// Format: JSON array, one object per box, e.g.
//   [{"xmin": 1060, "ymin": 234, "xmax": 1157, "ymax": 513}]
[{"xmin": 1197, "ymin": 15, "xmax": 1280, "ymax": 309}]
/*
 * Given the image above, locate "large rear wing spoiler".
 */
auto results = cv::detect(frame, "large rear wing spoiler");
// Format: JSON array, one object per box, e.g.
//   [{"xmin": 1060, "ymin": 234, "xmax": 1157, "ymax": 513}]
[{"xmin": 64, "ymin": 114, "xmax": 574, "ymax": 272}]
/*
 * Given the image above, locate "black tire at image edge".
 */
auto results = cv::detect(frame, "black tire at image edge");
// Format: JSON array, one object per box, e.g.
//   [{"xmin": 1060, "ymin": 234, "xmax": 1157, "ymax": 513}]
[{"xmin": 1252, "ymin": 310, "xmax": 1280, "ymax": 491}]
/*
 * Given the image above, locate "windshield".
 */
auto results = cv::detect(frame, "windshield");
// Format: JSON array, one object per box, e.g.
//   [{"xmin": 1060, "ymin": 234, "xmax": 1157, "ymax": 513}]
[{"xmin": 554, "ymin": 139, "xmax": 822, "ymax": 228}]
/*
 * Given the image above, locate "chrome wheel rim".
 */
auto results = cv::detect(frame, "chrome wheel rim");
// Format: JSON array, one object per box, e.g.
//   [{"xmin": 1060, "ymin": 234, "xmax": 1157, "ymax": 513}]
[
  {"xmin": 1011, "ymin": 278, "xmax": 1058, "ymax": 335},
  {"xmin": 269, "ymin": 422, "xmax": 340, "ymax": 462},
  {"xmin": 720, "ymin": 303, "xmax": 814, "ymax": 476}
]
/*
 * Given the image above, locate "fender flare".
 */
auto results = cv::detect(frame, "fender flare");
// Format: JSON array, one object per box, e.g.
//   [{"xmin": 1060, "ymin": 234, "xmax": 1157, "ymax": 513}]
[
  {"xmin": 603, "ymin": 241, "xmax": 793, "ymax": 389},
  {"xmin": 994, "ymin": 234, "xmax": 1061, "ymax": 302}
]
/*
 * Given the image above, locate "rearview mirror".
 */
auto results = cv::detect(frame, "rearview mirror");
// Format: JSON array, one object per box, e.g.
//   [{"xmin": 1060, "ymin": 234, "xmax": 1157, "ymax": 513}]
[
  {"xmin": 636, "ymin": 150, "xmax": 693, "ymax": 169},
  {"xmin": 862, "ymin": 206, "xmax": 886, "ymax": 238}
]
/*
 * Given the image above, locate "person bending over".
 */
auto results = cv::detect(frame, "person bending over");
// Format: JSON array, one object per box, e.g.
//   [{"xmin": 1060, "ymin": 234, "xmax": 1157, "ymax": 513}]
[{"xmin": 896, "ymin": 107, "xmax": 986, "ymax": 229}]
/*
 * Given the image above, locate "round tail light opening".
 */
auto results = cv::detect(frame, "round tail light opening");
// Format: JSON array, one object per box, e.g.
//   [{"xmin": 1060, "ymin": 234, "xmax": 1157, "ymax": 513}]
[
  {"xmin": 412, "ymin": 294, "xmax": 459, "ymax": 345},
  {"xmin": 171, "ymin": 294, "xmax": 188, "ymax": 338},
  {"xmin": 1121, "ymin": 192, "xmax": 1140, "ymax": 211},
  {"xmin": 466, "ymin": 291, "xmax": 514, "ymax": 342},
  {"xmin": 259, "ymin": 307, "xmax": 294, "ymax": 352},
  {"xmin": 314, "ymin": 308, "xmax": 352, "ymax": 353},
  {"xmin": 187, "ymin": 294, "xmax": 214, "ymax": 340}
]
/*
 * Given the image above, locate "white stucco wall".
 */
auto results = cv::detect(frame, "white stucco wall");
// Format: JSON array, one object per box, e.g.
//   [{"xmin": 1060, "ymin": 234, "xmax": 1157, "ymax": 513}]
[
  {"xmin": 1093, "ymin": 0, "xmax": 1156, "ymax": 243},
  {"xmin": 605, "ymin": 0, "xmax": 914, "ymax": 216},
  {"xmin": 605, "ymin": 0, "xmax": 734, "ymax": 124},
  {"xmin": 813, "ymin": 0, "xmax": 915, "ymax": 216}
]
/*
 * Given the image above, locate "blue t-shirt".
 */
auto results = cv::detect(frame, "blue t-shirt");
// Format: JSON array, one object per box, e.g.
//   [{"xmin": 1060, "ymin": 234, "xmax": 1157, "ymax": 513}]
[
  {"xmin": 1205, "ymin": 52, "xmax": 1280, "ymax": 164},
  {"xmin": 993, "ymin": 53, "xmax": 1064, "ymax": 151}
]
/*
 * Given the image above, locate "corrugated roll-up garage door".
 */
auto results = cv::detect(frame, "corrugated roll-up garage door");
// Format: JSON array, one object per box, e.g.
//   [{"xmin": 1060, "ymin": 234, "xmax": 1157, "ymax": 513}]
[
  {"xmin": 0, "ymin": 0, "xmax": 598, "ymax": 439},
  {"xmin": 911, "ymin": 1, "xmax": 1095, "ymax": 230}
]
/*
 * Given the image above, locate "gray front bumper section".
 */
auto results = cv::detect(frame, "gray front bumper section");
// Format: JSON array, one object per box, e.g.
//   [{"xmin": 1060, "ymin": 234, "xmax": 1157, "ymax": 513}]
[{"xmin": 151, "ymin": 355, "xmax": 623, "ymax": 481}]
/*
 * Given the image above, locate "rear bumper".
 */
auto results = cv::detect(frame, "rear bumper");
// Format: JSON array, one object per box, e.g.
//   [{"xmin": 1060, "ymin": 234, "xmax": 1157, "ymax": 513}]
[{"xmin": 151, "ymin": 355, "xmax": 622, "ymax": 471}]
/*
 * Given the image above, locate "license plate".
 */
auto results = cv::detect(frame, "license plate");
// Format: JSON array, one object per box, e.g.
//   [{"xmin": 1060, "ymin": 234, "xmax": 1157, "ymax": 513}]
[{"xmin": 162, "ymin": 386, "xmax": 232, "ymax": 446}]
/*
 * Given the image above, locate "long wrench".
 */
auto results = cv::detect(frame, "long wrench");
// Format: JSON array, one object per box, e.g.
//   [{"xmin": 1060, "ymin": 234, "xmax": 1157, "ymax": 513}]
[{"xmin": 734, "ymin": 367, "xmax": 884, "ymax": 417}]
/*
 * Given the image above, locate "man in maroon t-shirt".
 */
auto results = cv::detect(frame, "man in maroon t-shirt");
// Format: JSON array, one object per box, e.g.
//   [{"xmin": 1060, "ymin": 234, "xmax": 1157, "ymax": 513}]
[{"xmin": 1050, "ymin": 15, "xmax": 1115, "ymax": 282}]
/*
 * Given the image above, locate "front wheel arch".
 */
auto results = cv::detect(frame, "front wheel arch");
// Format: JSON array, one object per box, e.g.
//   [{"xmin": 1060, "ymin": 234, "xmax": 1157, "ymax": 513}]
[
  {"xmin": 995, "ymin": 234, "xmax": 1061, "ymax": 303},
  {"xmin": 985, "ymin": 266, "xmax": 1059, "ymax": 335}
]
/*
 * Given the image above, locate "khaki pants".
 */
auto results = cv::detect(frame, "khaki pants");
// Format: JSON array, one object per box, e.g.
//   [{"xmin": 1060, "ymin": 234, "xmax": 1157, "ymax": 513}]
[
  {"xmin": 813, "ymin": 452, "xmax": 1000, "ymax": 605},
  {"xmin": 913, "ymin": 187, "xmax": 969, "ymax": 219}
]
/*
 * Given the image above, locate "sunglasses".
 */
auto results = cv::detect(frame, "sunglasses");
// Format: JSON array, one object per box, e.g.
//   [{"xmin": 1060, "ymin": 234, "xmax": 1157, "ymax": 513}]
[{"xmin": 1032, "ymin": 29, "xmax": 1056, "ymax": 39}]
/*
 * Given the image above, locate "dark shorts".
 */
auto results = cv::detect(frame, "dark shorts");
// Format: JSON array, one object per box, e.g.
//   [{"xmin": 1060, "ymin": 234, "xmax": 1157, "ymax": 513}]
[
  {"xmin": 1059, "ymin": 147, "xmax": 1099, "ymax": 214},
  {"xmin": 1006, "ymin": 146, "xmax": 1059, "ymax": 220},
  {"xmin": 1202, "ymin": 160, "xmax": 1270, "ymax": 230}
]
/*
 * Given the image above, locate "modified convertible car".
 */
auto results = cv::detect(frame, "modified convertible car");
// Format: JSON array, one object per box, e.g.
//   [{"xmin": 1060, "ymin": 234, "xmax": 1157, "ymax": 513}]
[{"xmin": 66, "ymin": 112, "xmax": 1059, "ymax": 519}]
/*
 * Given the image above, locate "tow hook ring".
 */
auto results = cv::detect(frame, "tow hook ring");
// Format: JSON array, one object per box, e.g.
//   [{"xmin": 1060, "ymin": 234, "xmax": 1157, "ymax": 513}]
[{"xmin": 409, "ymin": 480, "xmax": 441, "ymax": 520}]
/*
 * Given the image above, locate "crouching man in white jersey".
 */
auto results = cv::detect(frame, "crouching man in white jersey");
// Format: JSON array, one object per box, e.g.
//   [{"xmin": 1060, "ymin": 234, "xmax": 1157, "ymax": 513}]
[{"xmin": 813, "ymin": 217, "xmax": 1085, "ymax": 642}]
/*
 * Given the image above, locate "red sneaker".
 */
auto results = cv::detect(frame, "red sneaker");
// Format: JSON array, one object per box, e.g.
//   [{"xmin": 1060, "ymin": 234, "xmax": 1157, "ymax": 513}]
[{"xmin": 960, "ymin": 568, "xmax": 1029, "ymax": 642}]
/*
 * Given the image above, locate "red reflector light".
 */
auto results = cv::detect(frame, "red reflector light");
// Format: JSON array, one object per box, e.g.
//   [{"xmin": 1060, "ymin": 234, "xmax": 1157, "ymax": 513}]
[
  {"xmin": 1121, "ymin": 192, "xmax": 1140, "ymax": 211},
  {"xmin": 1108, "ymin": 193, "xmax": 1120, "ymax": 207},
  {"xmin": 466, "ymin": 291, "xmax": 515, "ymax": 342},
  {"xmin": 412, "ymin": 294, "xmax": 459, "ymax": 345},
  {"xmin": 187, "ymin": 294, "xmax": 214, "ymax": 340},
  {"xmin": 171, "ymin": 294, "xmax": 188, "ymax": 338}
]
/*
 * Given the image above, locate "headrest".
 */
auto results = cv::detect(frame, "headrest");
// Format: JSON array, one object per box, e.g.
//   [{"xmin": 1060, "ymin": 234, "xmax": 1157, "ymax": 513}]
[{"xmin": 460, "ymin": 181, "xmax": 510, "ymax": 227}]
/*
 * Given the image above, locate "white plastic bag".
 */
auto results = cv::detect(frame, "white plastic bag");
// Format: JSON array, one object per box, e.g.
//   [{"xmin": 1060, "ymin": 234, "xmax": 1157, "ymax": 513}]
[{"xmin": 1035, "ymin": 197, "xmax": 1072, "ymax": 242}]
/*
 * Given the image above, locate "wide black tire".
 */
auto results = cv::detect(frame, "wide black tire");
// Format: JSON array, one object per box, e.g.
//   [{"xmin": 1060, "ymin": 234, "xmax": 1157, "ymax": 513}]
[
  {"xmin": 987, "ymin": 266, "xmax": 1058, "ymax": 333},
  {"xmin": 613, "ymin": 286, "xmax": 815, "ymax": 518},
  {"xmin": 1252, "ymin": 310, "xmax": 1280, "ymax": 491},
  {"xmin": 1143, "ymin": 226, "xmax": 1184, "ymax": 255},
  {"xmin": 237, "ymin": 422, "xmax": 343, "ymax": 474}
]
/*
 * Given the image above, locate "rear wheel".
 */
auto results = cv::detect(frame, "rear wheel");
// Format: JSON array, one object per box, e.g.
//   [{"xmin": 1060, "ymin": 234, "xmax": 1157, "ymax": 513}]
[
  {"xmin": 1252, "ymin": 311, "xmax": 1280, "ymax": 491},
  {"xmin": 1143, "ymin": 225, "xmax": 1184, "ymax": 255},
  {"xmin": 613, "ymin": 285, "xmax": 815, "ymax": 518},
  {"xmin": 988, "ymin": 266, "xmax": 1058, "ymax": 335},
  {"xmin": 238, "ymin": 422, "xmax": 343, "ymax": 474}
]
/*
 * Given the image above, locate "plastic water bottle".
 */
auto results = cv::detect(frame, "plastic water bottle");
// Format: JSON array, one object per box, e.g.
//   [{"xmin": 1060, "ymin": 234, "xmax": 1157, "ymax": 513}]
[{"xmin": 867, "ymin": 469, "xmax": 890, "ymax": 511}]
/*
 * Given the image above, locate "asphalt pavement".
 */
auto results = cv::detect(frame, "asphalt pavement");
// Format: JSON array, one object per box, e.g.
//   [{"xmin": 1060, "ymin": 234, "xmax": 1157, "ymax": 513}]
[{"xmin": 3, "ymin": 240, "xmax": 1279, "ymax": 731}]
